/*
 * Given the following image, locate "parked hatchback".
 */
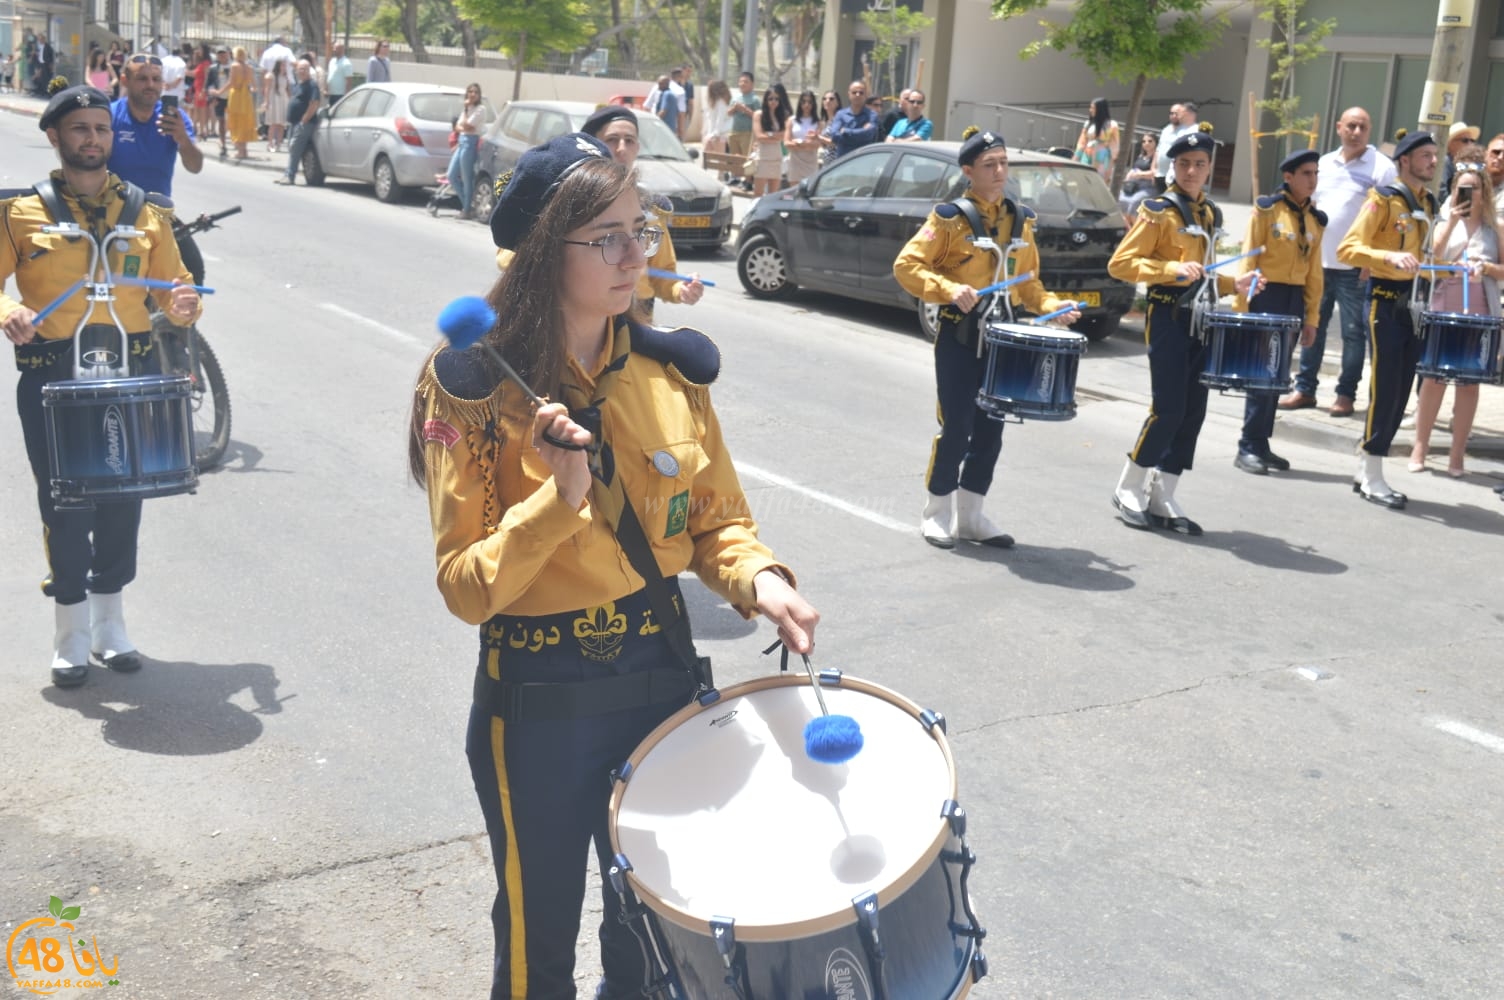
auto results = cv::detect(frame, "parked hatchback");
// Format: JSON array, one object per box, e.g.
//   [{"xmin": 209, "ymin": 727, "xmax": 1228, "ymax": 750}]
[
  {"xmin": 302, "ymin": 83, "xmax": 495, "ymax": 203},
  {"xmin": 735, "ymin": 142, "xmax": 1132, "ymax": 340},
  {"xmin": 473, "ymin": 99, "xmax": 734, "ymax": 250}
]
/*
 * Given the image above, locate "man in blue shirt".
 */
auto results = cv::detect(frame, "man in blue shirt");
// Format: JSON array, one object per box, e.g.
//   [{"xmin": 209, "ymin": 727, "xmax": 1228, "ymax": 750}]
[
  {"xmin": 887, "ymin": 88, "xmax": 932, "ymax": 142},
  {"xmin": 827, "ymin": 80, "xmax": 879, "ymax": 160},
  {"xmin": 109, "ymin": 53, "xmax": 204, "ymax": 280}
]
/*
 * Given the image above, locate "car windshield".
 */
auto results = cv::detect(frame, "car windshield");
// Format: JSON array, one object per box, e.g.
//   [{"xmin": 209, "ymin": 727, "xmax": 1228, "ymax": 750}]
[
  {"xmin": 635, "ymin": 115, "xmax": 693, "ymax": 161},
  {"xmin": 1007, "ymin": 163, "xmax": 1120, "ymax": 218}
]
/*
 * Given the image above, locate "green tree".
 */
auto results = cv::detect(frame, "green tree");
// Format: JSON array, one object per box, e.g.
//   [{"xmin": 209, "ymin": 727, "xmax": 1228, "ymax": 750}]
[
  {"xmin": 1254, "ymin": 0, "xmax": 1334, "ymax": 155},
  {"xmin": 859, "ymin": 4, "xmax": 933, "ymax": 105},
  {"xmin": 992, "ymin": 0, "xmax": 1228, "ymax": 193},
  {"xmin": 458, "ymin": 0, "xmax": 592, "ymax": 96}
]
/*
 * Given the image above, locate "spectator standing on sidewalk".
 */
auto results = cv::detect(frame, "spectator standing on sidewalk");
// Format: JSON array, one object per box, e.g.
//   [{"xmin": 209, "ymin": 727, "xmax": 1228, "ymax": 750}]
[
  {"xmin": 886, "ymin": 89, "xmax": 931, "ymax": 142},
  {"xmin": 727, "ymin": 71, "xmax": 760, "ymax": 189},
  {"xmin": 826, "ymin": 80, "xmax": 879, "ymax": 160},
  {"xmin": 366, "ymin": 40, "xmax": 391, "ymax": 83},
  {"xmin": 275, "ymin": 59, "xmax": 321, "ymax": 186},
  {"xmin": 1154, "ymin": 102, "xmax": 1197, "ymax": 193},
  {"xmin": 1280, "ymin": 107, "xmax": 1395, "ymax": 417},
  {"xmin": 326, "ymin": 42, "xmax": 352, "ymax": 105}
]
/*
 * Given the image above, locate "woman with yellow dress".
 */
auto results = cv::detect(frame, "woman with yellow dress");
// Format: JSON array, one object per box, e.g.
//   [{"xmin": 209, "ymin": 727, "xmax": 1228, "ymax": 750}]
[{"xmin": 225, "ymin": 46, "xmax": 259, "ymax": 159}]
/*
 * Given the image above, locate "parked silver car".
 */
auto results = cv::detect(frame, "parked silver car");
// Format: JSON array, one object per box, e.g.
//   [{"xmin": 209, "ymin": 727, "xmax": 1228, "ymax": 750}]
[
  {"xmin": 302, "ymin": 83, "xmax": 495, "ymax": 203},
  {"xmin": 473, "ymin": 99, "xmax": 734, "ymax": 250}
]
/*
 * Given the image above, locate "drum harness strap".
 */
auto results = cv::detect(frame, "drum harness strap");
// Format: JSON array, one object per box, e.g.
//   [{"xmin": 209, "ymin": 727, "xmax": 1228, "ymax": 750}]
[
  {"xmin": 951, "ymin": 196, "xmax": 1027, "ymax": 356},
  {"xmin": 12, "ymin": 178, "xmax": 149, "ymax": 373},
  {"xmin": 1164, "ymin": 190, "xmax": 1223, "ymax": 342},
  {"xmin": 1378, "ymin": 181, "xmax": 1438, "ymax": 333}
]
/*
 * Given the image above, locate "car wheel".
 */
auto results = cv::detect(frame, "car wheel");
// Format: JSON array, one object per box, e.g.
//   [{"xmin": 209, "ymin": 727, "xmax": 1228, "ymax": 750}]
[
  {"xmin": 302, "ymin": 146, "xmax": 325, "ymax": 186},
  {"xmin": 917, "ymin": 301, "xmax": 942, "ymax": 341},
  {"xmin": 471, "ymin": 172, "xmax": 495, "ymax": 220},
  {"xmin": 736, "ymin": 234, "xmax": 793, "ymax": 299},
  {"xmin": 1073, "ymin": 313, "xmax": 1123, "ymax": 342},
  {"xmin": 373, "ymin": 155, "xmax": 403, "ymax": 203}
]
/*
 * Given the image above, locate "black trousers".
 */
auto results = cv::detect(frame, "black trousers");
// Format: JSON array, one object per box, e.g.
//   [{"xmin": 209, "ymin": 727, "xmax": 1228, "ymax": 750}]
[
  {"xmin": 1361, "ymin": 281, "xmax": 1422, "ymax": 456},
  {"xmin": 1239, "ymin": 282, "xmax": 1303, "ymax": 457},
  {"xmin": 466, "ymin": 586, "xmax": 693, "ymax": 1000},
  {"xmin": 1129, "ymin": 290, "xmax": 1207, "ymax": 474},
  {"xmin": 14, "ymin": 334, "xmax": 157, "ymax": 606},
  {"xmin": 926, "ymin": 312, "xmax": 1004, "ymax": 496}
]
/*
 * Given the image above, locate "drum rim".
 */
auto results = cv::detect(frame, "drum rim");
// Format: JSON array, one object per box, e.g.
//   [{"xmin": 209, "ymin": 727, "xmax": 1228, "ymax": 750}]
[
  {"xmin": 983, "ymin": 321, "xmax": 1089, "ymax": 346},
  {"xmin": 1205, "ymin": 310, "xmax": 1302, "ymax": 330},
  {"xmin": 42, "ymin": 373, "xmax": 194, "ymax": 397},
  {"xmin": 1420, "ymin": 309, "xmax": 1504, "ymax": 328},
  {"xmin": 608, "ymin": 672, "xmax": 959, "ymax": 942}
]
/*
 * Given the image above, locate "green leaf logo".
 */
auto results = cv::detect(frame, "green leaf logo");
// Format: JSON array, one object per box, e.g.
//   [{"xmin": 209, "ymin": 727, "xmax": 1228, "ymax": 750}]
[
  {"xmin": 48, "ymin": 896, "xmax": 63, "ymax": 918},
  {"xmin": 61, "ymin": 906, "xmax": 81, "ymax": 920}
]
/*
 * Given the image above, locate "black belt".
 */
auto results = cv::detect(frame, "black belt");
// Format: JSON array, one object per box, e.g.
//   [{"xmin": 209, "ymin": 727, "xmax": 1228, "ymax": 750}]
[{"xmin": 473, "ymin": 667, "xmax": 694, "ymax": 722}]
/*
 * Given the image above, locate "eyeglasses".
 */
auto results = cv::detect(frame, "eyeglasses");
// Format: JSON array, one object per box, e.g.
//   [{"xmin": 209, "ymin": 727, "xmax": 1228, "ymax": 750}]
[
  {"xmin": 563, "ymin": 227, "xmax": 663, "ymax": 265},
  {"xmin": 911, "ymin": 99, "xmax": 924, "ymax": 105},
  {"xmin": 127, "ymin": 54, "xmax": 162, "ymax": 65}
]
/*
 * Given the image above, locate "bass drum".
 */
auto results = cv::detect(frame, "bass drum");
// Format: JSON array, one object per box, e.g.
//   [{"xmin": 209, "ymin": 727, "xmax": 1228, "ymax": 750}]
[{"xmin": 608, "ymin": 673, "xmax": 988, "ymax": 1000}]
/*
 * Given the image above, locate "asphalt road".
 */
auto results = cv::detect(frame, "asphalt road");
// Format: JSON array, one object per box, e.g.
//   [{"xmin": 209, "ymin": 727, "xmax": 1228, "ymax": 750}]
[{"xmin": 2, "ymin": 111, "xmax": 1502, "ymax": 1000}]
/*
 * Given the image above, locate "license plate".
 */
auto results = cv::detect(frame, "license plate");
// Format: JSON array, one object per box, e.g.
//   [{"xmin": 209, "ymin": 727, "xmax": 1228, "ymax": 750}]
[
  {"xmin": 674, "ymin": 215, "xmax": 712, "ymax": 228},
  {"xmin": 1073, "ymin": 291, "xmax": 1101, "ymax": 307}
]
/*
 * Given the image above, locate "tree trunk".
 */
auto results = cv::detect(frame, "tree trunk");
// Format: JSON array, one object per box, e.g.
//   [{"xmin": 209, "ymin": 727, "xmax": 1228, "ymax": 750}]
[
  {"xmin": 401, "ymin": 0, "xmax": 429, "ymax": 63},
  {"xmin": 1113, "ymin": 72, "xmax": 1149, "ymax": 198},
  {"xmin": 511, "ymin": 31, "xmax": 526, "ymax": 101},
  {"xmin": 291, "ymin": 0, "xmax": 325, "ymax": 52}
]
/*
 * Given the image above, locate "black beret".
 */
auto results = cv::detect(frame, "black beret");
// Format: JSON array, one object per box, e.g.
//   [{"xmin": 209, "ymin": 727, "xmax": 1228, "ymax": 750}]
[
  {"xmin": 1279, "ymin": 149, "xmax": 1319, "ymax": 174},
  {"xmin": 582, "ymin": 105, "xmax": 637, "ymax": 137},
  {"xmin": 959, "ymin": 129, "xmax": 1006, "ymax": 167},
  {"xmin": 1393, "ymin": 130, "xmax": 1436, "ymax": 160},
  {"xmin": 1166, "ymin": 131, "xmax": 1214, "ymax": 160},
  {"xmin": 489, "ymin": 131, "xmax": 611, "ymax": 251},
  {"xmin": 39, "ymin": 85, "xmax": 113, "ymax": 132}
]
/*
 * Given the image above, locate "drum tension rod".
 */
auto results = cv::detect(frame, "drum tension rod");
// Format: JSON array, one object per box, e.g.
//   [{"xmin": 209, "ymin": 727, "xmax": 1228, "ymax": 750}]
[
  {"xmin": 709, "ymin": 917, "xmax": 752, "ymax": 1000},
  {"xmin": 607, "ymin": 856, "xmax": 679, "ymax": 1000},
  {"xmin": 851, "ymin": 892, "xmax": 892, "ymax": 1000},
  {"xmin": 920, "ymin": 708, "xmax": 948, "ymax": 735},
  {"xmin": 940, "ymin": 801, "xmax": 989, "ymax": 952}
]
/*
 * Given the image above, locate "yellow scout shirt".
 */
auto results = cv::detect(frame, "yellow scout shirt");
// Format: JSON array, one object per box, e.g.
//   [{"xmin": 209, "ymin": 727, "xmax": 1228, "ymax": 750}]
[
  {"xmin": 1336, "ymin": 181, "xmax": 1436, "ymax": 281},
  {"xmin": 416, "ymin": 316, "xmax": 790, "ymax": 625},
  {"xmin": 1237, "ymin": 190, "xmax": 1325, "ymax": 325},
  {"xmin": 0, "ymin": 171, "xmax": 200, "ymax": 339},
  {"xmin": 495, "ymin": 212, "xmax": 688, "ymax": 304},
  {"xmin": 893, "ymin": 191, "xmax": 1069, "ymax": 316},
  {"xmin": 1108, "ymin": 187, "xmax": 1236, "ymax": 296}
]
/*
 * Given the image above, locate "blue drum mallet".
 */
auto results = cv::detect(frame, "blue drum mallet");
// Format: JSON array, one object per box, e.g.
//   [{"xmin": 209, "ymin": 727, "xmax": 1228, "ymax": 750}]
[
  {"xmin": 800, "ymin": 653, "xmax": 863, "ymax": 764},
  {"xmin": 1031, "ymin": 302, "xmax": 1079, "ymax": 325},
  {"xmin": 647, "ymin": 268, "xmax": 716, "ymax": 287}
]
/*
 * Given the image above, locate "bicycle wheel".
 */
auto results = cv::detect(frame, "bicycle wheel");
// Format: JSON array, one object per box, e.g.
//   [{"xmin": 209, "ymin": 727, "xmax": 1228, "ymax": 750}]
[{"xmin": 157, "ymin": 324, "xmax": 232, "ymax": 470}]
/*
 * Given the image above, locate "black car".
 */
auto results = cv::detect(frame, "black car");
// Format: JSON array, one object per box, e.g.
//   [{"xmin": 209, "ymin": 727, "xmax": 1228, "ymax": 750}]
[{"xmin": 735, "ymin": 142, "xmax": 1132, "ymax": 340}]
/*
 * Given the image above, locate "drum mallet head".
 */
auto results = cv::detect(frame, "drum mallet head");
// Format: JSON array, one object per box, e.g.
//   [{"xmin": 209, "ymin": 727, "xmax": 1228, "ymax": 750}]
[{"xmin": 800, "ymin": 654, "xmax": 863, "ymax": 764}]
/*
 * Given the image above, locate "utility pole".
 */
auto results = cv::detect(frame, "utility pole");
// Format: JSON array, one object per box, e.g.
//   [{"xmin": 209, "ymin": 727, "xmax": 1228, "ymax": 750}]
[
  {"xmin": 718, "ymin": 0, "xmax": 731, "ymax": 81},
  {"xmin": 1416, "ymin": 0, "xmax": 1479, "ymax": 137},
  {"xmin": 741, "ymin": 0, "xmax": 758, "ymax": 77}
]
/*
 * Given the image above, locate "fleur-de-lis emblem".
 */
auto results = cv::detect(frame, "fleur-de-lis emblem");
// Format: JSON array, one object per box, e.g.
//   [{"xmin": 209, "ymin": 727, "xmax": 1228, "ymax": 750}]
[
  {"xmin": 573, "ymin": 602, "xmax": 628, "ymax": 662},
  {"xmin": 575, "ymin": 135, "xmax": 604, "ymax": 157}
]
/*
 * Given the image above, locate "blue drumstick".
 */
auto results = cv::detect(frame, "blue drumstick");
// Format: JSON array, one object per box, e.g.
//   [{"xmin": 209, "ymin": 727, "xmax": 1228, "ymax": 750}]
[
  {"xmin": 1204, "ymin": 246, "xmax": 1264, "ymax": 274},
  {"xmin": 1032, "ymin": 302, "xmax": 1078, "ymax": 325},
  {"xmin": 1417, "ymin": 263, "xmax": 1465, "ymax": 272},
  {"xmin": 1463, "ymin": 249, "xmax": 1470, "ymax": 315},
  {"xmin": 647, "ymin": 268, "xmax": 716, "ymax": 287},
  {"xmin": 112, "ymin": 275, "xmax": 216, "ymax": 294},
  {"xmin": 976, "ymin": 271, "xmax": 1034, "ymax": 297},
  {"xmin": 29, "ymin": 278, "xmax": 87, "ymax": 324}
]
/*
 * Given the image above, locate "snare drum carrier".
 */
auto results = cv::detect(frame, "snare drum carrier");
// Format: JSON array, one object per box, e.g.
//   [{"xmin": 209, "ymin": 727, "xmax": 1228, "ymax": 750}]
[
  {"xmin": 947, "ymin": 199, "xmax": 1088, "ymax": 421},
  {"xmin": 20, "ymin": 178, "xmax": 197, "ymax": 508},
  {"xmin": 1411, "ymin": 184, "xmax": 1504, "ymax": 386}
]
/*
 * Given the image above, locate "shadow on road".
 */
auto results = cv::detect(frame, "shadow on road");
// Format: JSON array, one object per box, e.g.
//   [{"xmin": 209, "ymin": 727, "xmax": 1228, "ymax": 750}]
[
  {"xmin": 42, "ymin": 657, "xmax": 287, "ymax": 755},
  {"xmin": 1190, "ymin": 530, "xmax": 1348, "ymax": 573},
  {"xmin": 1404, "ymin": 499, "xmax": 1504, "ymax": 536},
  {"xmin": 951, "ymin": 542, "xmax": 1136, "ymax": 591}
]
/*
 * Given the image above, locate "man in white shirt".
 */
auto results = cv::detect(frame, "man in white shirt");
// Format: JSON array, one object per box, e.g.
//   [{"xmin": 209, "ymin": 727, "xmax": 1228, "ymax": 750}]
[
  {"xmin": 1155, "ymin": 101, "xmax": 1198, "ymax": 193},
  {"xmin": 326, "ymin": 42, "xmax": 353, "ymax": 105},
  {"xmin": 159, "ymin": 43, "xmax": 187, "ymax": 101},
  {"xmin": 260, "ymin": 34, "xmax": 294, "ymax": 87},
  {"xmin": 1279, "ymin": 106, "xmax": 1397, "ymax": 416}
]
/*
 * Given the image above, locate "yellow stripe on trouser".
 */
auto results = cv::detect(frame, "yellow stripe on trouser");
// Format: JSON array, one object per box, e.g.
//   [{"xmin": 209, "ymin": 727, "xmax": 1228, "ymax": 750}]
[
  {"xmin": 490, "ymin": 717, "xmax": 528, "ymax": 998},
  {"xmin": 1363, "ymin": 297, "xmax": 1380, "ymax": 446},
  {"xmin": 1128, "ymin": 309, "xmax": 1159, "ymax": 461},
  {"xmin": 924, "ymin": 399, "xmax": 944, "ymax": 487}
]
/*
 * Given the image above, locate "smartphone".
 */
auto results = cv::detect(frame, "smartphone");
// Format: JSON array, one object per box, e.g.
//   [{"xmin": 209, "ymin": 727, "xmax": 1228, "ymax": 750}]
[
  {"xmin": 1458, "ymin": 185, "xmax": 1473, "ymax": 208},
  {"xmin": 160, "ymin": 94, "xmax": 178, "ymax": 113}
]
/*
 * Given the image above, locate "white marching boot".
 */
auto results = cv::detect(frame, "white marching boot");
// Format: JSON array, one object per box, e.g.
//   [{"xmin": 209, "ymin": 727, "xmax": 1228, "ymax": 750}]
[
  {"xmin": 1112, "ymin": 459, "xmax": 1152, "ymax": 529},
  {"xmin": 1354, "ymin": 453, "xmax": 1406, "ymax": 509},
  {"xmin": 52, "ymin": 602, "xmax": 91, "ymax": 688},
  {"xmin": 920, "ymin": 491, "xmax": 957, "ymax": 549},
  {"xmin": 1147, "ymin": 470, "xmax": 1203, "ymax": 535},
  {"xmin": 89, "ymin": 591, "xmax": 143, "ymax": 672},
  {"xmin": 955, "ymin": 489, "xmax": 1015, "ymax": 548}
]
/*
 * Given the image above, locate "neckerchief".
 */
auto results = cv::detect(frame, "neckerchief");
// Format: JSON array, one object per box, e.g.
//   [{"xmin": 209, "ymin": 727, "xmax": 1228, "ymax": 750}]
[
  {"xmin": 558, "ymin": 315, "xmax": 634, "ymax": 533},
  {"xmin": 1280, "ymin": 185, "xmax": 1313, "ymax": 260}
]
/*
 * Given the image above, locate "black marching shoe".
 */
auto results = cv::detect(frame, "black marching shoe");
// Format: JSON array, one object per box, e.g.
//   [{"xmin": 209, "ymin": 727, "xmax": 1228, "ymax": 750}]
[
  {"xmin": 1261, "ymin": 451, "xmax": 1291, "ymax": 471},
  {"xmin": 1353, "ymin": 455, "xmax": 1406, "ymax": 509},
  {"xmin": 51, "ymin": 664, "xmax": 89, "ymax": 688},
  {"xmin": 1147, "ymin": 470, "xmax": 1203, "ymax": 536},
  {"xmin": 1234, "ymin": 452, "xmax": 1268, "ymax": 475}
]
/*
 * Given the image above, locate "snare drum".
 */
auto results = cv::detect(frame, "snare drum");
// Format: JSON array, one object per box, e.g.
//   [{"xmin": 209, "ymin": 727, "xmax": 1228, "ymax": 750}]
[
  {"xmin": 608, "ymin": 674, "xmax": 987, "ymax": 1000},
  {"xmin": 977, "ymin": 322, "xmax": 1086, "ymax": 420},
  {"xmin": 42, "ymin": 374, "xmax": 197, "ymax": 508},
  {"xmin": 1417, "ymin": 311, "xmax": 1504, "ymax": 385},
  {"xmin": 1199, "ymin": 311, "xmax": 1301, "ymax": 393}
]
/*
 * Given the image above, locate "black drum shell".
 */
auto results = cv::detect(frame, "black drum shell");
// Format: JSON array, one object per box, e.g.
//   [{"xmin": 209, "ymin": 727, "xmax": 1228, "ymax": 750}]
[
  {"xmin": 1417, "ymin": 310, "xmax": 1504, "ymax": 385},
  {"xmin": 1199, "ymin": 311, "xmax": 1300, "ymax": 394},
  {"xmin": 978, "ymin": 322, "xmax": 1086, "ymax": 421},
  {"xmin": 42, "ymin": 374, "xmax": 197, "ymax": 506}
]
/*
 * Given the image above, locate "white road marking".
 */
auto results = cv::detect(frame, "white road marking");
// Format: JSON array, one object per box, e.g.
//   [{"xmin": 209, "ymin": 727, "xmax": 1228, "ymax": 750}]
[
  {"xmin": 319, "ymin": 303, "xmax": 424, "ymax": 346},
  {"xmin": 1433, "ymin": 718, "xmax": 1504, "ymax": 755},
  {"xmin": 735, "ymin": 462, "xmax": 912, "ymax": 535}
]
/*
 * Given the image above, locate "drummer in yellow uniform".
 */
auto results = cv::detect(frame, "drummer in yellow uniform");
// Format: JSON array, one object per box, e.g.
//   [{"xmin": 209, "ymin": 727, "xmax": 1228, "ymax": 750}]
[
  {"xmin": 1, "ymin": 84, "xmax": 201, "ymax": 688},
  {"xmin": 894, "ymin": 126, "xmax": 1077, "ymax": 550},
  {"xmin": 1336, "ymin": 129, "xmax": 1438, "ymax": 509},
  {"xmin": 1233, "ymin": 148, "xmax": 1325, "ymax": 475},
  {"xmin": 1108, "ymin": 126, "xmax": 1260, "ymax": 534},
  {"xmin": 494, "ymin": 105, "xmax": 704, "ymax": 322}
]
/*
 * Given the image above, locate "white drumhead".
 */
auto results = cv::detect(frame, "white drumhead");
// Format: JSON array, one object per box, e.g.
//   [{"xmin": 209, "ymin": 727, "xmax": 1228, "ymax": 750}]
[
  {"xmin": 986, "ymin": 322, "xmax": 1087, "ymax": 347},
  {"xmin": 610, "ymin": 675, "xmax": 956, "ymax": 938}
]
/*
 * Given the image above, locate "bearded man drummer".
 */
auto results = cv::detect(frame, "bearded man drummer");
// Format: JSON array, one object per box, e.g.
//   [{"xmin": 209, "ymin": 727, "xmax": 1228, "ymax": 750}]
[
  {"xmin": 0, "ymin": 84, "xmax": 200, "ymax": 688},
  {"xmin": 1233, "ymin": 149, "xmax": 1325, "ymax": 475},
  {"xmin": 894, "ymin": 126, "xmax": 1078, "ymax": 550},
  {"xmin": 1107, "ymin": 127, "xmax": 1261, "ymax": 534}
]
